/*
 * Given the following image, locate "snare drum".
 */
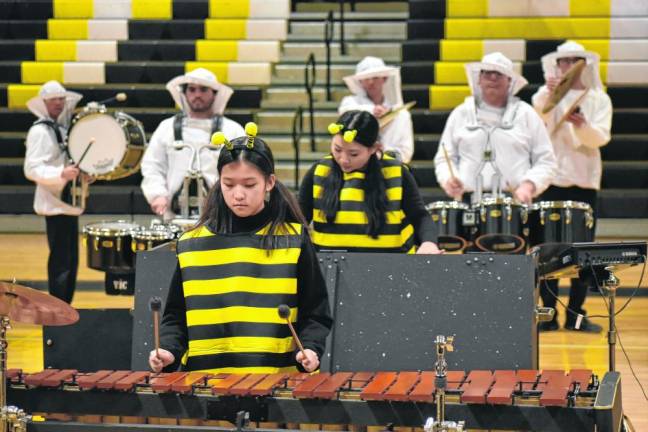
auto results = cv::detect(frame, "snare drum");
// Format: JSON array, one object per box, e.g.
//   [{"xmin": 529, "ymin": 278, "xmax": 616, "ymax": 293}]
[
  {"xmin": 83, "ymin": 221, "xmax": 140, "ymax": 271},
  {"xmin": 528, "ymin": 200, "xmax": 594, "ymax": 246},
  {"xmin": 425, "ymin": 201, "xmax": 470, "ymax": 252},
  {"xmin": 170, "ymin": 217, "xmax": 199, "ymax": 238},
  {"xmin": 68, "ymin": 108, "xmax": 145, "ymax": 180},
  {"xmin": 475, "ymin": 197, "xmax": 528, "ymax": 253},
  {"xmin": 131, "ymin": 224, "xmax": 178, "ymax": 253}
]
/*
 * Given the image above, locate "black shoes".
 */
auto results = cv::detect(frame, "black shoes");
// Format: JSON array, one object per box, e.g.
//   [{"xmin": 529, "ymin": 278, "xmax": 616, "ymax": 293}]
[
  {"xmin": 564, "ymin": 317, "xmax": 603, "ymax": 333},
  {"xmin": 538, "ymin": 317, "xmax": 603, "ymax": 333},
  {"xmin": 538, "ymin": 320, "xmax": 559, "ymax": 332}
]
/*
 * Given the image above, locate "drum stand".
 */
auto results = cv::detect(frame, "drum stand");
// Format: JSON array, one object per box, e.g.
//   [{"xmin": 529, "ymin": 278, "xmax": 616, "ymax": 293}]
[
  {"xmin": 424, "ymin": 335, "xmax": 464, "ymax": 432},
  {"xmin": 0, "ymin": 317, "xmax": 29, "ymax": 432}
]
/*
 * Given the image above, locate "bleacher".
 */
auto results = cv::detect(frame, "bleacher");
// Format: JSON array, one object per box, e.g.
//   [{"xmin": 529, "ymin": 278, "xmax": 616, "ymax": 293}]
[{"xmin": 1, "ymin": 0, "xmax": 647, "ymax": 224}]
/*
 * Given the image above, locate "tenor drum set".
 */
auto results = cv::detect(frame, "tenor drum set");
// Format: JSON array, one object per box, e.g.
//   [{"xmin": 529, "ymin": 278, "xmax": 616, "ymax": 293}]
[{"xmin": 426, "ymin": 199, "xmax": 594, "ymax": 253}]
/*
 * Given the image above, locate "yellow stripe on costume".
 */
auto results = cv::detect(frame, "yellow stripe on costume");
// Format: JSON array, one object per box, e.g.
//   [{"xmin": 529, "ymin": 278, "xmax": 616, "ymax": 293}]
[
  {"xmin": 21, "ymin": 62, "xmax": 64, "ymax": 84},
  {"xmin": 183, "ymin": 277, "xmax": 297, "ymax": 297},
  {"xmin": 186, "ymin": 306, "xmax": 297, "ymax": 326},
  {"xmin": 35, "ymin": 40, "xmax": 77, "ymax": 61},
  {"xmin": 381, "ymin": 166, "xmax": 401, "ymax": 179},
  {"xmin": 178, "ymin": 247, "xmax": 301, "ymax": 268},
  {"xmin": 446, "ymin": 0, "xmax": 487, "ymax": 17},
  {"xmin": 196, "ymin": 41, "xmax": 239, "ymax": 62},
  {"xmin": 7, "ymin": 84, "xmax": 41, "ymax": 108},
  {"xmin": 440, "ymin": 40, "xmax": 483, "ymax": 61},
  {"xmin": 210, "ymin": 0, "xmax": 250, "ymax": 18},
  {"xmin": 203, "ymin": 365, "xmax": 297, "ymax": 374},
  {"xmin": 429, "ymin": 85, "xmax": 470, "ymax": 110},
  {"xmin": 53, "ymin": 0, "xmax": 93, "ymax": 18},
  {"xmin": 445, "ymin": 18, "xmax": 611, "ymax": 39},
  {"xmin": 205, "ymin": 19, "xmax": 247, "ymax": 39},
  {"xmin": 570, "ymin": 0, "xmax": 611, "ymax": 17},
  {"xmin": 48, "ymin": 19, "xmax": 88, "ymax": 39},
  {"xmin": 314, "ymin": 164, "xmax": 331, "ymax": 178},
  {"xmin": 185, "ymin": 62, "xmax": 229, "ymax": 83},
  {"xmin": 313, "ymin": 186, "xmax": 402, "ymax": 201},
  {"xmin": 311, "ymin": 224, "xmax": 415, "ymax": 249},
  {"xmin": 131, "ymin": 0, "xmax": 172, "ymax": 19},
  {"xmin": 313, "ymin": 210, "xmax": 405, "ymax": 225},
  {"xmin": 188, "ymin": 336, "xmax": 294, "ymax": 355}
]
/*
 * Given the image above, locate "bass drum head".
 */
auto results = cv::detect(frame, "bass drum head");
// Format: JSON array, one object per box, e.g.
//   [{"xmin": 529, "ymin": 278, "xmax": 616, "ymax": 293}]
[{"xmin": 68, "ymin": 113, "xmax": 127, "ymax": 177}]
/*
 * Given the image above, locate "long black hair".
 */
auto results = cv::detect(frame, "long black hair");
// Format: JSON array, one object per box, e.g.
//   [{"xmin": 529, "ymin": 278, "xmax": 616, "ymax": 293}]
[
  {"xmin": 320, "ymin": 110, "xmax": 388, "ymax": 238},
  {"xmin": 197, "ymin": 135, "xmax": 306, "ymax": 249}
]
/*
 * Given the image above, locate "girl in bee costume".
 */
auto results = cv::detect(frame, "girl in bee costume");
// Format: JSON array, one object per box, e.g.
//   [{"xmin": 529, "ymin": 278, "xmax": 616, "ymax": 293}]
[
  {"xmin": 299, "ymin": 110, "xmax": 441, "ymax": 254},
  {"xmin": 149, "ymin": 123, "xmax": 332, "ymax": 374}
]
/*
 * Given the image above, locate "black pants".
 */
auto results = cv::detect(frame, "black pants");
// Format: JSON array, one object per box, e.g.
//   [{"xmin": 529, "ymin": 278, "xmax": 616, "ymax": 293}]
[
  {"xmin": 45, "ymin": 215, "xmax": 79, "ymax": 304},
  {"xmin": 538, "ymin": 186, "xmax": 598, "ymax": 324}
]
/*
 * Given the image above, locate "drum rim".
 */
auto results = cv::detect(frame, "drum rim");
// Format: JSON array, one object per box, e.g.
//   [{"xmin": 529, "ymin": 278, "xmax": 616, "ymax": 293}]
[
  {"xmin": 425, "ymin": 201, "xmax": 470, "ymax": 211},
  {"xmin": 477, "ymin": 197, "xmax": 525, "ymax": 207},
  {"xmin": 131, "ymin": 228, "xmax": 177, "ymax": 241},
  {"xmin": 530, "ymin": 200, "xmax": 592, "ymax": 211},
  {"xmin": 83, "ymin": 220, "xmax": 140, "ymax": 236}
]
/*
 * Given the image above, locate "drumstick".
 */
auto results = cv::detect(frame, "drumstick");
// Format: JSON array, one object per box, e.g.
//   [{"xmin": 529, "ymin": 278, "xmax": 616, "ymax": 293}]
[
  {"xmin": 149, "ymin": 297, "xmax": 162, "ymax": 359},
  {"xmin": 441, "ymin": 143, "xmax": 456, "ymax": 179},
  {"xmin": 277, "ymin": 304, "xmax": 307, "ymax": 359},
  {"xmin": 76, "ymin": 137, "xmax": 96, "ymax": 167}
]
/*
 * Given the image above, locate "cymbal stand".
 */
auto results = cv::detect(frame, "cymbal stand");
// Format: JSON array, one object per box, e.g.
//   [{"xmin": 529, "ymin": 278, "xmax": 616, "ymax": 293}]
[
  {"xmin": 585, "ymin": 266, "xmax": 620, "ymax": 372},
  {"xmin": 424, "ymin": 335, "xmax": 464, "ymax": 432},
  {"xmin": 0, "ymin": 316, "xmax": 29, "ymax": 432}
]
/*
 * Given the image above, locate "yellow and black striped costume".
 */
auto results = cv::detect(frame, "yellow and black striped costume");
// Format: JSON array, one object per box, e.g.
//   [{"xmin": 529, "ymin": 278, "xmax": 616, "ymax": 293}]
[
  {"xmin": 175, "ymin": 222, "xmax": 303, "ymax": 373},
  {"xmin": 311, "ymin": 155, "xmax": 415, "ymax": 253}
]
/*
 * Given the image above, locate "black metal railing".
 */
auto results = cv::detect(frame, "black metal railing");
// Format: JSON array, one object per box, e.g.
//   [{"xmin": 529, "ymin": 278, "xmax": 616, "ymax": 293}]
[
  {"xmin": 339, "ymin": 0, "xmax": 347, "ymax": 55},
  {"xmin": 324, "ymin": 10, "xmax": 334, "ymax": 101},
  {"xmin": 291, "ymin": 106, "xmax": 304, "ymax": 190},
  {"xmin": 304, "ymin": 52, "xmax": 316, "ymax": 152}
]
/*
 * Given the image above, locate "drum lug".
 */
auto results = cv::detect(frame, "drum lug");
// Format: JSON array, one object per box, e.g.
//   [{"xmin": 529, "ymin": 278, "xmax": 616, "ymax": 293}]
[
  {"xmin": 566, "ymin": 208, "xmax": 572, "ymax": 225},
  {"xmin": 441, "ymin": 208, "xmax": 448, "ymax": 225},
  {"xmin": 586, "ymin": 211, "xmax": 594, "ymax": 229},
  {"xmin": 506, "ymin": 204, "xmax": 512, "ymax": 222},
  {"xmin": 540, "ymin": 209, "xmax": 545, "ymax": 226},
  {"xmin": 521, "ymin": 207, "xmax": 528, "ymax": 224},
  {"xmin": 480, "ymin": 206, "xmax": 486, "ymax": 223},
  {"xmin": 116, "ymin": 236, "xmax": 122, "ymax": 252},
  {"xmin": 93, "ymin": 237, "xmax": 99, "ymax": 252},
  {"xmin": 131, "ymin": 241, "xmax": 136, "ymax": 253}
]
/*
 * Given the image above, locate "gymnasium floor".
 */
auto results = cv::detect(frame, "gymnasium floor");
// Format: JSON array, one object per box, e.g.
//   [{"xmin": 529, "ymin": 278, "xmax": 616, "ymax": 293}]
[{"xmin": 1, "ymin": 233, "xmax": 647, "ymax": 429}]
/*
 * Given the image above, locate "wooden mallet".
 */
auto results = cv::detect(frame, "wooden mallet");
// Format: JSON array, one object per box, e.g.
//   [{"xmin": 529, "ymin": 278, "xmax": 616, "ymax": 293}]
[
  {"xmin": 149, "ymin": 297, "xmax": 162, "ymax": 359},
  {"xmin": 277, "ymin": 304, "xmax": 307, "ymax": 360}
]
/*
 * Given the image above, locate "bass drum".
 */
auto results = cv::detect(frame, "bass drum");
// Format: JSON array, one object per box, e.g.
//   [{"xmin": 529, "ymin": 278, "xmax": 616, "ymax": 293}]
[
  {"xmin": 425, "ymin": 201, "xmax": 470, "ymax": 252},
  {"xmin": 83, "ymin": 221, "xmax": 140, "ymax": 271},
  {"xmin": 528, "ymin": 201, "xmax": 594, "ymax": 246},
  {"xmin": 68, "ymin": 109, "xmax": 145, "ymax": 180}
]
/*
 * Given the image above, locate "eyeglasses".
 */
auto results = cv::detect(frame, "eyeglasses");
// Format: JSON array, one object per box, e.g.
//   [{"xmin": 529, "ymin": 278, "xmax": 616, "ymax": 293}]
[
  {"xmin": 480, "ymin": 70, "xmax": 506, "ymax": 79},
  {"xmin": 557, "ymin": 57, "xmax": 585, "ymax": 66}
]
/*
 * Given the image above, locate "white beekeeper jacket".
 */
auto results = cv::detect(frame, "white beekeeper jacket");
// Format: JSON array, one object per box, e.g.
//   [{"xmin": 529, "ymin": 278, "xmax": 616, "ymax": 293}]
[
  {"xmin": 339, "ymin": 56, "xmax": 414, "ymax": 163},
  {"xmin": 532, "ymin": 41, "xmax": 612, "ymax": 191},
  {"xmin": 141, "ymin": 68, "xmax": 245, "ymax": 218},
  {"xmin": 23, "ymin": 80, "xmax": 83, "ymax": 216},
  {"xmin": 434, "ymin": 53, "xmax": 556, "ymax": 196}
]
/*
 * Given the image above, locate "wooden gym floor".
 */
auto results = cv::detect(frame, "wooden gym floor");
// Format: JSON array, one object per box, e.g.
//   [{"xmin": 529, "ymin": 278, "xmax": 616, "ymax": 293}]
[{"xmin": 1, "ymin": 234, "xmax": 647, "ymax": 429}]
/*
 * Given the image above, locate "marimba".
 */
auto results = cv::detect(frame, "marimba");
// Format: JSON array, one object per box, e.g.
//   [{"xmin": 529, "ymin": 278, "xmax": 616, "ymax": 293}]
[{"xmin": 7, "ymin": 369, "xmax": 622, "ymax": 432}]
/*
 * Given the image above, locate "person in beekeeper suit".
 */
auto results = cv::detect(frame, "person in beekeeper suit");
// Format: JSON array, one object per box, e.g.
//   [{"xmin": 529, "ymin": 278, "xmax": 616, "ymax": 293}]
[
  {"xmin": 433, "ymin": 52, "xmax": 556, "ymax": 205},
  {"xmin": 23, "ymin": 80, "xmax": 84, "ymax": 303},
  {"xmin": 338, "ymin": 56, "xmax": 415, "ymax": 164},
  {"xmin": 141, "ymin": 68, "xmax": 245, "ymax": 219},
  {"xmin": 532, "ymin": 41, "xmax": 612, "ymax": 333}
]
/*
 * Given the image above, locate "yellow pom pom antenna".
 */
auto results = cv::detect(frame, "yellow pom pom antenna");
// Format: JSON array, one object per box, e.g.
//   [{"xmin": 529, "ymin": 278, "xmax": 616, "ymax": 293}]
[
  {"xmin": 211, "ymin": 131, "xmax": 232, "ymax": 150},
  {"xmin": 343, "ymin": 129, "xmax": 358, "ymax": 143},
  {"xmin": 328, "ymin": 123, "xmax": 343, "ymax": 135},
  {"xmin": 245, "ymin": 122, "xmax": 258, "ymax": 149}
]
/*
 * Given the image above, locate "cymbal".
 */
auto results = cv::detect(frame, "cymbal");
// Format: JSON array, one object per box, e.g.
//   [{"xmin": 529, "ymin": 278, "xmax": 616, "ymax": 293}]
[
  {"xmin": 0, "ymin": 281, "xmax": 79, "ymax": 326},
  {"xmin": 379, "ymin": 101, "xmax": 417, "ymax": 129},
  {"xmin": 542, "ymin": 59, "xmax": 586, "ymax": 114}
]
